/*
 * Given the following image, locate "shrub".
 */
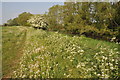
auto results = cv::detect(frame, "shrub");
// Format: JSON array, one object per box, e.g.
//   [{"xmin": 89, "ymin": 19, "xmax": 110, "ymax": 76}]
[{"xmin": 27, "ymin": 15, "xmax": 48, "ymax": 29}]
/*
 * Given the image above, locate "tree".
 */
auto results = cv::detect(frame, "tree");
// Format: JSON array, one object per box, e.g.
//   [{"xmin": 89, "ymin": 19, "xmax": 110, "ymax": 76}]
[
  {"xmin": 7, "ymin": 18, "xmax": 19, "ymax": 26},
  {"xmin": 17, "ymin": 12, "xmax": 33, "ymax": 26},
  {"xmin": 6, "ymin": 12, "xmax": 33, "ymax": 26},
  {"xmin": 46, "ymin": 1, "xmax": 119, "ymax": 42},
  {"xmin": 112, "ymin": 1, "xmax": 120, "ymax": 42},
  {"xmin": 46, "ymin": 5, "xmax": 64, "ymax": 31}
]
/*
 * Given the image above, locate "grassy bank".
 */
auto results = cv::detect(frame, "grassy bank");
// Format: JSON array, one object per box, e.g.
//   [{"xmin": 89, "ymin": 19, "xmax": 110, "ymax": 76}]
[{"xmin": 11, "ymin": 27, "xmax": 119, "ymax": 78}]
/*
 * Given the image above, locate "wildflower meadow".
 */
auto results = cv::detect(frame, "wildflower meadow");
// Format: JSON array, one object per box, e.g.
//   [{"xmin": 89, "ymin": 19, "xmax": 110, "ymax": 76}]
[{"xmin": 10, "ymin": 27, "xmax": 119, "ymax": 78}]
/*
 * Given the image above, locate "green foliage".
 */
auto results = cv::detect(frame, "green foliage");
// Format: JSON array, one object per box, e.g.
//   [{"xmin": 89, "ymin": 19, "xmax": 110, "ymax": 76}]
[
  {"xmin": 46, "ymin": 2, "xmax": 120, "ymax": 42},
  {"xmin": 7, "ymin": 18, "xmax": 19, "ymax": 26},
  {"xmin": 6, "ymin": 12, "xmax": 33, "ymax": 26},
  {"xmin": 46, "ymin": 5, "xmax": 64, "ymax": 30},
  {"xmin": 17, "ymin": 12, "xmax": 33, "ymax": 26},
  {"xmin": 113, "ymin": 2, "xmax": 120, "ymax": 26},
  {"xmin": 12, "ymin": 27, "xmax": 119, "ymax": 78}
]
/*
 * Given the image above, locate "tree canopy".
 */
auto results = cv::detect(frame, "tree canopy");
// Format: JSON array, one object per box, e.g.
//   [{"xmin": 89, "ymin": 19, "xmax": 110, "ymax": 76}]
[
  {"xmin": 45, "ymin": 2, "xmax": 120, "ymax": 42},
  {"xmin": 5, "ymin": 12, "xmax": 33, "ymax": 26},
  {"xmin": 5, "ymin": 2, "xmax": 120, "ymax": 42}
]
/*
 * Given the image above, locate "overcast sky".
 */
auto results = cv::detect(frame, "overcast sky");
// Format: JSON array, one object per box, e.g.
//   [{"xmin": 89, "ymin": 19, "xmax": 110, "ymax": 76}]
[{"xmin": 1, "ymin": 2, "xmax": 64, "ymax": 24}]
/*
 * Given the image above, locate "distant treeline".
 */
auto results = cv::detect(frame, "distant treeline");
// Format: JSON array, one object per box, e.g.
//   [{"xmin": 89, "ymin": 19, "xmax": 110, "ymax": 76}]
[
  {"xmin": 4, "ymin": 12, "xmax": 33, "ymax": 26},
  {"xmin": 4, "ymin": 2, "xmax": 120, "ymax": 42}
]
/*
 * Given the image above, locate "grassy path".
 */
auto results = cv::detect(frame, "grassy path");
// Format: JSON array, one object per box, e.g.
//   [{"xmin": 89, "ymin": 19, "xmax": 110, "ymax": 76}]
[{"xmin": 2, "ymin": 26, "xmax": 27, "ymax": 78}]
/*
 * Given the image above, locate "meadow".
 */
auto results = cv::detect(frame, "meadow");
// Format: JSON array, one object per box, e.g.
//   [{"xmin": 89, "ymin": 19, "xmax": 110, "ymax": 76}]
[{"xmin": 2, "ymin": 26, "xmax": 119, "ymax": 78}]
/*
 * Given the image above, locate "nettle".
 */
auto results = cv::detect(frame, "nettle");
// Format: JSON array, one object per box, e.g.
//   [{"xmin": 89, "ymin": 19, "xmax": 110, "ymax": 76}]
[{"xmin": 27, "ymin": 15, "xmax": 48, "ymax": 29}]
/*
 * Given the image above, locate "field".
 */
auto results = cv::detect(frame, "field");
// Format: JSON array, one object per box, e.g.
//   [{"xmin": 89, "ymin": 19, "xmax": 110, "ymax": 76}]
[{"xmin": 2, "ymin": 26, "xmax": 119, "ymax": 78}]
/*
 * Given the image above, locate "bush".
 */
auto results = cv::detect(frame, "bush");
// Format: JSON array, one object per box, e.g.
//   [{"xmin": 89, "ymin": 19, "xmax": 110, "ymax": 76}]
[{"xmin": 27, "ymin": 15, "xmax": 48, "ymax": 29}]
